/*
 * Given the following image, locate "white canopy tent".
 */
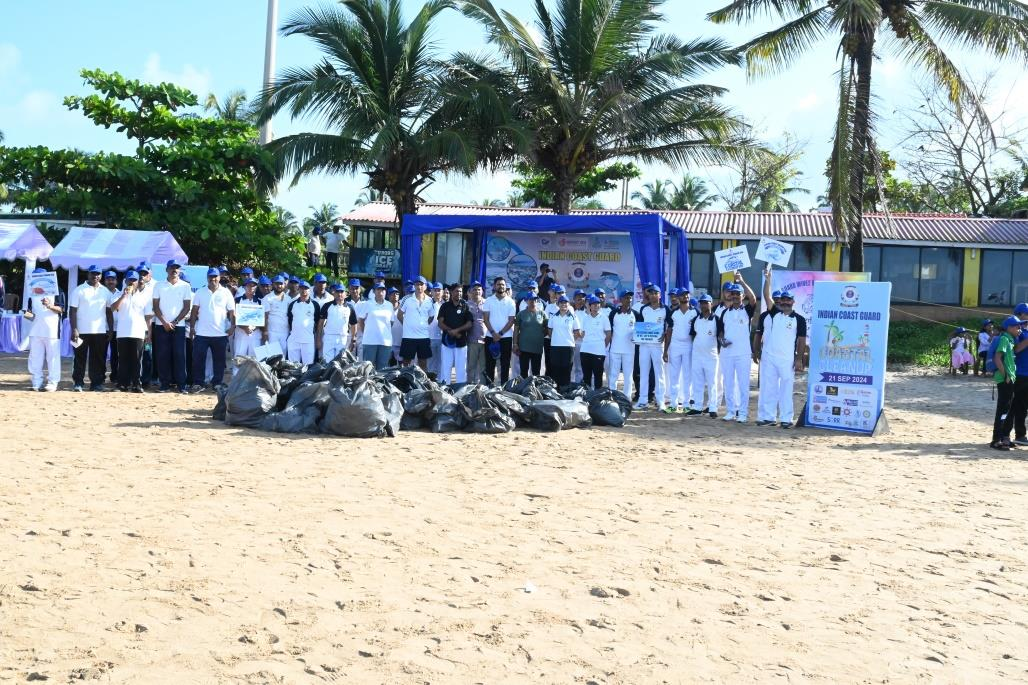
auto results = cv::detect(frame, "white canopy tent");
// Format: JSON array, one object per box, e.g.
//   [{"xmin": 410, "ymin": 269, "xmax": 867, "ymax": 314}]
[
  {"xmin": 49, "ymin": 226, "xmax": 189, "ymax": 295},
  {"xmin": 0, "ymin": 221, "xmax": 55, "ymax": 308}
]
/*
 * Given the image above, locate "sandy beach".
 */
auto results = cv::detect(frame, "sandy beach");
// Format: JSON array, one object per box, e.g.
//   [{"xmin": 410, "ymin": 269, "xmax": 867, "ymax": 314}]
[{"xmin": 1, "ymin": 354, "xmax": 1026, "ymax": 684}]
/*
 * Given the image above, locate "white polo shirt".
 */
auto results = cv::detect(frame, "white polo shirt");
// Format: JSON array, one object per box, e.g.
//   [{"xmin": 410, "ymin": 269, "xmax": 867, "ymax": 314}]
[
  {"xmin": 322, "ymin": 301, "xmax": 356, "ymax": 337},
  {"xmin": 548, "ymin": 311, "xmax": 580, "ymax": 347},
  {"xmin": 69, "ymin": 282, "xmax": 113, "ymax": 334},
  {"xmin": 670, "ymin": 307, "xmax": 698, "ymax": 346},
  {"xmin": 400, "ymin": 295, "xmax": 434, "ymax": 339},
  {"xmin": 761, "ymin": 311, "xmax": 807, "ymax": 359},
  {"xmin": 115, "ymin": 288, "xmax": 153, "ymax": 339},
  {"xmin": 153, "ymin": 279, "xmax": 193, "ymax": 327},
  {"xmin": 360, "ymin": 299, "xmax": 395, "ymax": 347},
  {"xmin": 193, "ymin": 285, "xmax": 235, "ymax": 337},
  {"xmin": 718, "ymin": 304, "xmax": 755, "ymax": 357},
  {"xmin": 579, "ymin": 311, "xmax": 611, "ymax": 356},
  {"xmin": 609, "ymin": 308, "xmax": 640, "ymax": 355},
  {"xmin": 691, "ymin": 313, "xmax": 721, "ymax": 356},
  {"xmin": 287, "ymin": 298, "xmax": 318, "ymax": 343},
  {"xmin": 428, "ymin": 299, "xmax": 443, "ymax": 340},
  {"xmin": 28, "ymin": 296, "xmax": 62, "ymax": 339},
  {"xmin": 483, "ymin": 294, "xmax": 517, "ymax": 338},
  {"xmin": 263, "ymin": 291, "xmax": 290, "ymax": 332}
]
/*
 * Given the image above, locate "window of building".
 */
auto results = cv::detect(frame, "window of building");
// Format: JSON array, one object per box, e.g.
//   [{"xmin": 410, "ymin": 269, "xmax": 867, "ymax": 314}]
[
  {"xmin": 918, "ymin": 247, "xmax": 962, "ymax": 305},
  {"xmin": 840, "ymin": 245, "xmax": 881, "ymax": 278},
  {"xmin": 790, "ymin": 242, "xmax": 825, "ymax": 271},
  {"xmin": 855, "ymin": 245, "xmax": 961, "ymax": 304},
  {"xmin": 980, "ymin": 250, "xmax": 1028, "ymax": 306},
  {"xmin": 684, "ymin": 239, "xmax": 721, "ymax": 295}
]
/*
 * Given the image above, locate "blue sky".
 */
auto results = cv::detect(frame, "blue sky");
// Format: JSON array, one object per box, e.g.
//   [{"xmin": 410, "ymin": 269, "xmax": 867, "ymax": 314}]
[{"xmin": 1, "ymin": 1, "xmax": 1025, "ymax": 221}]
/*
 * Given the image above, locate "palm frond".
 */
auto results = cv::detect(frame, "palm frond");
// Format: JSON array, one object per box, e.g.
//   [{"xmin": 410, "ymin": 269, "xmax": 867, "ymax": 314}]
[
  {"xmin": 738, "ymin": 7, "xmax": 831, "ymax": 77},
  {"xmin": 918, "ymin": 1, "xmax": 1028, "ymax": 59},
  {"xmin": 829, "ymin": 58, "xmax": 856, "ymax": 243},
  {"xmin": 708, "ymin": 0, "xmax": 818, "ymax": 24}
]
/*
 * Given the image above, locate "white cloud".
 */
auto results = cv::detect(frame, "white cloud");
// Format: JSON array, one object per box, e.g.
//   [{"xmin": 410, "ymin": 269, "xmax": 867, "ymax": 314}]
[
  {"xmin": 795, "ymin": 91, "xmax": 820, "ymax": 111},
  {"xmin": 141, "ymin": 52, "xmax": 212, "ymax": 96}
]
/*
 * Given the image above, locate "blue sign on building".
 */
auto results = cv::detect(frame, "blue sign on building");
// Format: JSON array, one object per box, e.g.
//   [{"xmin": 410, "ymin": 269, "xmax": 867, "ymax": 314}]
[{"xmin": 349, "ymin": 248, "xmax": 401, "ymax": 278}]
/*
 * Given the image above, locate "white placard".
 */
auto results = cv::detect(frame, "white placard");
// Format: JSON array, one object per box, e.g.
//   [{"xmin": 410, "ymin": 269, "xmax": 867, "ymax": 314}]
[
  {"xmin": 754, "ymin": 238, "xmax": 794, "ymax": 267},
  {"xmin": 27, "ymin": 271, "xmax": 59, "ymax": 299},
  {"xmin": 235, "ymin": 302, "xmax": 265, "ymax": 328},
  {"xmin": 714, "ymin": 246, "xmax": 751, "ymax": 273},
  {"xmin": 254, "ymin": 341, "xmax": 283, "ymax": 361}
]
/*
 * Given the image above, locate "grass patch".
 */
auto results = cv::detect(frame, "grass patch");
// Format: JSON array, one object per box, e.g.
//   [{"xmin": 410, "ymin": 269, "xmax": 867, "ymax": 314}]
[{"xmin": 887, "ymin": 319, "xmax": 984, "ymax": 368}]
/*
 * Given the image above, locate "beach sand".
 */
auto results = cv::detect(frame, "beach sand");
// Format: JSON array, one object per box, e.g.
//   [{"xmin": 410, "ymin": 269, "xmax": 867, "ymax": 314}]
[{"xmin": 1, "ymin": 355, "xmax": 1026, "ymax": 684}]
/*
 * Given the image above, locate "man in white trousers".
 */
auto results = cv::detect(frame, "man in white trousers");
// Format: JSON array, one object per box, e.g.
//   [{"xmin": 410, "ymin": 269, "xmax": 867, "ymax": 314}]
[
  {"xmin": 232, "ymin": 278, "xmax": 263, "ymax": 367},
  {"xmin": 24, "ymin": 267, "xmax": 63, "ymax": 391},
  {"xmin": 690, "ymin": 294, "xmax": 722, "ymax": 417},
  {"xmin": 635, "ymin": 284, "xmax": 670, "ymax": 411},
  {"xmin": 262, "ymin": 275, "xmax": 291, "ymax": 355},
  {"xmin": 427, "ymin": 282, "xmax": 444, "ymax": 378},
  {"xmin": 318, "ymin": 284, "xmax": 357, "ymax": 361},
  {"xmin": 716, "ymin": 277, "xmax": 757, "ymax": 423},
  {"xmin": 436, "ymin": 282, "xmax": 473, "ymax": 384},
  {"xmin": 664, "ymin": 287, "xmax": 699, "ymax": 414},
  {"xmin": 754, "ymin": 291, "xmax": 807, "ymax": 428},
  {"xmin": 608, "ymin": 289, "xmax": 640, "ymax": 398},
  {"xmin": 286, "ymin": 281, "xmax": 318, "ymax": 365}
]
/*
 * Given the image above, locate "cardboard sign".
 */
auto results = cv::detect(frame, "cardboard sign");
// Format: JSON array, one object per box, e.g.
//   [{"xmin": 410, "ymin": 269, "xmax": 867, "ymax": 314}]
[
  {"xmin": 27, "ymin": 271, "xmax": 59, "ymax": 299},
  {"xmin": 714, "ymin": 246, "xmax": 751, "ymax": 274},
  {"xmin": 235, "ymin": 302, "xmax": 265, "ymax": 328},
  {"xmin": 254, "ymin": 341, "xmax": 283, "ymax": 361},
  {"xmin": 754, "ymin": 238, "xmax": 794, "ymax": 267},
  {"xmin": 633, "ymin": 321, "xmax": 664, "ymax": 344}
]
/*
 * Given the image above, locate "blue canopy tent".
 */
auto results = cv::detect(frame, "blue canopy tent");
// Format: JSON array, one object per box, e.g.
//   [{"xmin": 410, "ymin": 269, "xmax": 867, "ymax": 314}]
[{"xmin": 400, "ymin": 214, "xmax": 690, "ymax": 295}]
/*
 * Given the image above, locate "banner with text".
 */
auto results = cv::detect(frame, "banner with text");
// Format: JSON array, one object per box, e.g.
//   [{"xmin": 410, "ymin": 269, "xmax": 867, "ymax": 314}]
[
  {"xmin": 486, "ymin": 232, "xmax": 636, "ymax": 298},
  {"xmin": 763, "ymin": 270, "xmax": 871, "ymax": 321},
  {"xmin": 350, "ymin": 248, "xmax": 401, "ymax": 278},
  {"xmin": 805, "ymin": 280, "xmax": 891, "ymax": 434}
]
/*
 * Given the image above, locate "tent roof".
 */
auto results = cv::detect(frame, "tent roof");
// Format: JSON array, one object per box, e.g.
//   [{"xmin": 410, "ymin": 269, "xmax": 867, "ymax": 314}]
[
  {"xmin": 49, "ymin": 226, "xmax": 188, "ymax": 270},
  {"xmin": 401, "ymin": 212, "xmax": 684, "ymax": 237},
  {"xmin": 0, "ymin": 221, "xmax": 54, "ymax": 262}
]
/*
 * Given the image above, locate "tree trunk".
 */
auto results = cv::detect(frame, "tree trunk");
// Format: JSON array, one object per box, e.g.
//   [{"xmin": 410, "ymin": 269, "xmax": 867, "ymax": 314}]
[
  {"xmin": 391, "ymin": 186, "xmax": 418, "ymax": 232},
  {"xmin": 847, "ymin": 35, "xmax": 875, "ymax": 273},
  {"xmin": 554, "ymin": 173, "xmax": 574, "ymax": 215}
]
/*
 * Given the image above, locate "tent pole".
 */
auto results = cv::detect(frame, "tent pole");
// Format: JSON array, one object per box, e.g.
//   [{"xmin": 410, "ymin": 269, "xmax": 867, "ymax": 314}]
[{"xmin": 68, "ymin": 266, "xmax": 79, "ymax": 298}]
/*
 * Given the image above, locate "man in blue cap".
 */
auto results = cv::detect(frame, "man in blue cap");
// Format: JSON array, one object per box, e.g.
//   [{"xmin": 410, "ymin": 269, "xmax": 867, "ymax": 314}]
[
  {"xmin": 753, "ymin": 290, "xmax": 806, "ymax": 428},
  {"xmin": 635, "ymin": 283, "xmax": 670, "ymax": 411},
  {"xmin": 608, "ymin": 289, "xmax": 641, "ymax": 398},
  {"xmin": 152, "ymin": 259, "xmax": 193, "ymax": 392},
  {"xmin": 257, "ymin": 275, "xmax": 272, "ymax": 299},
  {"xmin": 286, "ymin": 281, "xmax": 318, "ymax": 364},
  {"xmin": 664, "ymin": 287, "xmax": 698, "ymax": 413},
  {"xmin": 717, "ymin": 274, "xmax": 757, "ymax": 423},
  {"xmin": 286, "ymin": 274, "xmax": 300, "ymax": 302},
  {"xmin": 346, "ymin": 277, "xmax": 365, "ymax": 357},
  {"xmin": 102, "ymin": 270, "xmax": 121, "ymax": 384},
  {"xmin": 369, "ymin": 272, "xmax": 387, "ymax": 298},
  {"xmin": 465, "ymin": 280, "xmax": 487, "ymax": 383},
  {"xmin": 261, "ymin": 275, "xmax": 291, "ymax": 355},
  {"xmin": 318, "ymin": 283, "xmax": 357, "ymax": 362},
  {"xmin": 357, "ymin": 282, "xmax": 395, "ymax": 369},
  {"xmin": 69, "ymin": 264, "xmax": 115, "ymax": 391},
  {"xmin": 397, "ymin": 275, "xmax": 435, "ymax": 370},
  {"xmin": 690, "ymin": 294, "xmax": 722, "ymax": 417},
  {"xmin": 311, "ymin": 273, "xmax": 332, "ymax": 308},
  {"xmin": 1008, "ymin": 303, "xmax": 1028, "ymax": 446},
  {"xmin": 233, "ymin": 277, "xmax": 263, "ymax": 365},
  {"xmin": 24, "ymin": 266, "xmax": 65, "ymax": 391},
  {"xmin": 188, "ymin": 267, "xmax": 236, "ymax": 392},
  {"xmin": 134, "ymin": 262, "xmax": 157, "ymax": 387},
  {"xmin": 111, "ymin": 270, "xmax": 153, "ymax": 392}
]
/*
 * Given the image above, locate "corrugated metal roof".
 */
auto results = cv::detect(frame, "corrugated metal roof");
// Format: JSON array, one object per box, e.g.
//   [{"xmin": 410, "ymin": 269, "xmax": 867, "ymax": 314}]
[{"xmin": 338, "ymin": 202, "xmax": 1028, "ymax": 247}]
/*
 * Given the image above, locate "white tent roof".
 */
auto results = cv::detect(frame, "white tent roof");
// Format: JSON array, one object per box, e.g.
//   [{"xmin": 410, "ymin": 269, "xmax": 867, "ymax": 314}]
[
  {"xmin": 49, "ymin": 226, "xmax": 188, "ymax": 271},
  {"xmin": 0, "ymin": 221, "xmax": 54, "ymax": 262}
]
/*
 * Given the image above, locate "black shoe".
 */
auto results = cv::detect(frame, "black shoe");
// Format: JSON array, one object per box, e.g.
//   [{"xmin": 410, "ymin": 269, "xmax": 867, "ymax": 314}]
[
  {"xmin": 708, "ymin": 411, "xmax": 717, "ymax": 418},
  {"xmin": 130, "ymin": 385, "xmax": 144, "ymax": 393},
  {"xmin": 117, "ymin": 385, "xmax": 128, "ymax": 392},
  {"xmin": 89, "ymin": 385, "xmax": 105, "ymax": 392},
  {"xmin": 991, "ymin": 441, "xmax": 1011, "ymax": 451},
  {"xmin": 756, "ymin": 420, "xmax": 775, "ymax": 427},
  {"xmin": 158, "ymin": 385, "xmax": 171, "ymax": 393},
  {"xmin": 780, "ymin": 422, "xmax": 794, "ymax": 429}
]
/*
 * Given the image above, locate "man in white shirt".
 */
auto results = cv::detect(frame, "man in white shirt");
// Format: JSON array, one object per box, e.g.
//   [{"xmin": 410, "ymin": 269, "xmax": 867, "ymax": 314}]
[
  {"xmin": 690, "ymin": 294, "xmax": 722, "ymax": 417},
  {"xmin": 286, "ymin": 281, "xmax": 318, "ymax": 364},
  {"xmin": 608, "ymin": 290, "xmax": 641, "ymax": 399},
  {"xmin": 262, "ymin": 275, "xmax": 291, "ymax": 355},
  {"xmin": 482, "ymin": 276, "xmax": 517, "ymax": 383},
  {"xmin": 152, "ymin": 259, "xmax": 193, "ymax": 393},
  {"xmin": 69, "ymin": 264, "xmax": 114, "ymax": 392},
  {"xmin": 311, "ymin": 273, "xmax": 333, "ymax": 308},
  {"xmin": 233, "ymin": 277, "xmax": 263, "ymax": 366},
  {"xmin": 346, "ymin": 278, "xmax": 365, "ymax": 358},
  {"xmin": 716, "ymin": 278, "xmax": 758, "ymax": 423},
  {"xmin": 359, "ymin": 283, "xmax": 395, "ymax": 369},
  {"xmin": 24, "ymin": 267, "xmax": 64, "ymax": 391},
  {"xmin": 307, "ymin": 232, "xmax": 322, "ymax": 267},
  {"xmin": 318, "ymin": 284, "xmax": 357, "ymax": 361},
  {"xmin": 398, "ymin": 275, "xmax": 435, "ymax": 370},
  {"xmin": 427, "ymin": 281, "xmax": 444, "ymax": 378},
  {"xmin": 664, "ymin": 288, "xmax": 698, "ymax": 413},
  {"xmin": 188, "ymin": 267, "xmax": 236, "ymax": 392},
  {"xmin": 134, "ymin": 263, "xmax": 158, "ymax": 387},
  {"xmin": 754, "ymin": 291, "xmax": 807, "ymax": 428},
  {"xmin": 636, "ymin": 285, "xmax": 670, "ymax": 411},
  {"xmin": 111, "ymin": 270, "xmax": 154, "ymax": 392},
  {"xmin": 324, "ymin": 223, "xmax": 344, "ymax": 278}
]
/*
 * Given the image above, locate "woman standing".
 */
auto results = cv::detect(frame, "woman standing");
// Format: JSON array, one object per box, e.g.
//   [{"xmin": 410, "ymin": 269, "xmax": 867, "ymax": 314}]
[
  {"xmin": 546, "ymin": 295, "xmax": 580, "ymax": 387},
  {"xmin": 514, "ymin": 295, "xmax": 547, "ymax": 378},
  {"xmin": 578, "ymin": 295, "xmax": 612, "ymax": 388}
]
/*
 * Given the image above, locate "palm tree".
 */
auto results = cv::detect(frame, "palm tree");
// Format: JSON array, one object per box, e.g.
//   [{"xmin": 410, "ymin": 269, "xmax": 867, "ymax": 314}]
[
  {"xmin": 709, "ymin": 0, "xmax": 1028, "ymax": 270},
  {"xmin": 354, "ymin": 188, "xmax": 388, "ymax": 206},
  {"xmin": 308, "ymin": 202, "xmax": 338, "ymax": 234},
  {"xmin": 274, "ymin": 206, "xmax": 301, "ymax": 235},
  {"xmin": 458, "ymin": 0, "xmax": 752, "ymax": 215},
  {"xmin": 256, "ymin": 0, "xmax": 492, "ymax": 227},
  {"xmin": 471, "ymin": 198, "xmax": 506, "ymax": 206},
  {"xmin": 670, "ymin": 174, "xmax": 714, "ymax": 210},
  {"xmin": 631, "ymin": 179, "xmax": 675, "ymax": 210},
  {"xmin": 204, "ymin": 90, "xmax": 255, "ymax": 122}
]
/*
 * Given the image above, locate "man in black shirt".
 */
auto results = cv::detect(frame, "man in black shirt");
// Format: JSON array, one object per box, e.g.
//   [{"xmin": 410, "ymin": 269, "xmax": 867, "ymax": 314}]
[{"xmin": 436, "ymin": 283, "xmax": 473, "ymax": 384}]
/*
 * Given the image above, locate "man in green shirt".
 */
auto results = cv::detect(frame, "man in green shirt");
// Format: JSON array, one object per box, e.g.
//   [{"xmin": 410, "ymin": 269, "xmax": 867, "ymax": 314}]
[
  {"xmin": 991, "ymin": 316, "xmax": 1021, "ymax": 450},
  {"xmin": 514, "ymin": 296, "xmax": 548, "ymax": 378}
]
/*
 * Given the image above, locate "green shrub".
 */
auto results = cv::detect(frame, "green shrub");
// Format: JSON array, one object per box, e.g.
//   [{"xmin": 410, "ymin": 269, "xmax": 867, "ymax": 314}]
[{"xmin": 887, "ymin": 319, "xmax": 984, "ymax": 367}]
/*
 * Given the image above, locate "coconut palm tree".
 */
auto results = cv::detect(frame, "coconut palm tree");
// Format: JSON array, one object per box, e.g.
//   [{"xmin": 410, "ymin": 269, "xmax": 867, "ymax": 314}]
[
  {"xmin": 204, "ymin": 90, "xmax": 256, "ymax": 122},
  {"xmin": 308, "ymin": 202, "xmax": 338, "ymax": 232},
  {"xmin": 708, "ymin": 0, "xmax": 1028, "ymax": 270},
  {"xmin": 670, "ymin": 174, "xmax": 714, "ymax": 210},
  {"xmin": 631, "ymin": 179, "xmax": 675, "ymax": 209},
  {"xmin": 274, "ymin": 206, "xmax": 301, "ymax": 235},
  {"xmin": 355, "ymin": 188, "xmax": 388, "ymax": 206},
  {"xmin": 457, "ymin": 0, "xmax": 753, "ymax": 215},
  {"xmin": 256, "ymin": 0, "xmax": 495, "ymax": 228}
]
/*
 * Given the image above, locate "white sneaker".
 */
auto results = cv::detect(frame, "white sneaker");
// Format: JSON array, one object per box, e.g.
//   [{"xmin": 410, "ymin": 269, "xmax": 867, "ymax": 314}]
[
  {"xmin": 722, "ymin": 413, "xmax": 736, "ymax": 421},
  {"xmin": 44, "ymin": 384, "xmax": 58, "ymax": 392},
  {"xmin": 634, "ymin": 402, "xmax": 647, "ymax": 410},
  {"xmin": 736, "ymin": 415, "xmax": 748, "ymax": 423}
]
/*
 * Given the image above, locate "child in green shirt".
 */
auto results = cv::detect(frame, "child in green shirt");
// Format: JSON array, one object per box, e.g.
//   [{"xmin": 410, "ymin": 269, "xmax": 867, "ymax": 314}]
[{"xmin": 991, "ymin": 316, "xmax": 1020, "ymax": 450}]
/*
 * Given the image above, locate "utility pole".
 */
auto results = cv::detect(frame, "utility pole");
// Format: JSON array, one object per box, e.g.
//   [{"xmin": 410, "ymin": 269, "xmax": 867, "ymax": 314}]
[{"xmin": 259, "ymin": 0, "xmax": 279, "ymax": 146}]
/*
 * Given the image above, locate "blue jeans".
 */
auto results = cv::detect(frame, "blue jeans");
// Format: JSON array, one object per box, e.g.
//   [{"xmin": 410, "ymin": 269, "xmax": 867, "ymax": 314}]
[
  {"xmin": 154, "ymin": 325, "xmax": 187, "ymax": 388},
  {"xmin": 362, "ymin": 344, "xmax": 392, "ymax": 370},
  {"xmin": 192, "ymin": 335, "xmax": 228, "ymax": 387}
]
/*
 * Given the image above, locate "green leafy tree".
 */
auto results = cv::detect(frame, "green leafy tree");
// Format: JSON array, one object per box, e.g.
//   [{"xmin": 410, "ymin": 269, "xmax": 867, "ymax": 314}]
[
  {"xmin": 0, "ymin": 68, "xmax": 304, "ymax": 272},
  {"xmin": 458, "ymin": 0, "xmax": 752, "ymax": 214},
  {"xmin": 256, "ymin": 0, "xmax": 498, "ymax": 228},
  {"xmin": 709, "ymin": 0, "xmax": 1028, "ymax": 270},
  {"xmin": 510, "ymin": 161, "xmax": 640, "ymax": 208},
  {"xmin": 670, "ymin": 174, "xmax": 714, "ymax": 210},
  {"xmin": 631, "ymin": 179, "xmax": 675, "ymax": 210},
  {"xmin": 307, "ymin": 202, "xmax": 338, "ymax": 234},
  {"xmin": 204, "ymin": 89, "xmax": 256, "ymax": 123},
  {"xmin": 717, "ymin": 143, "xmax": 808, "ymax": 212}
]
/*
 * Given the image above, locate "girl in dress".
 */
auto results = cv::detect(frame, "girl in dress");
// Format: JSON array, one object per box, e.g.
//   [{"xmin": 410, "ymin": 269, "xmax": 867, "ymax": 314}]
[
  {"xmin": 950, "ymin": 327, "xmax": 974, "ymax": 375},
  {"xmin": 974, "ymin": 320, "xmax": 994, "ymax": 376}
]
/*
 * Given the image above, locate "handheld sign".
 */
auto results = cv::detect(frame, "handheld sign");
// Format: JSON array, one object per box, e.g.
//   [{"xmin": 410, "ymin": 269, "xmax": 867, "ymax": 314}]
[
  {"xmin": 27, "ymin": 271, "xmax": 59, "ymax": 299},
  {"xmin": 754, "ymin": 238, "xmax": 793, "ymax": 267},
  {"xmin": 254, "ymin": 341, "xmax": 283, "ymax": 361},
  {"xmin": 714, "ymin": 246, "xmax": 751, "ymax": 274},
  {"xmin": 633, "ymin": 321, "xmax": 664, "ymax": 344},
  {"xmin": 235, "ymin": 303, "xmax": 265, "ymax": 328}
]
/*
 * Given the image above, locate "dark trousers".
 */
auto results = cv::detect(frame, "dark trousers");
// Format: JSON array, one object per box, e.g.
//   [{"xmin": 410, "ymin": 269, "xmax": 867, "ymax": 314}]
[
  {"xmin": 520, "ymin": 351, "xmax": 542, "ymax": 378},
  {"xmin": 72, "ymin": 333, "xmax": 108, "ymax": 387},
  {"xmin": 116, "ymin": 337, "xmax": 144, "ymax": 389},
  {"xmin": 549, "ymin": 346, "xmax": 573, "ymax": 387},
  {"xmin": 326, "ymin": 251, "xmax": 340, "ymax": 278},
  {"xmin": 484, "ymin": 337, "xmax": 513, "ymax": 385},
  {"xmin": 140, "ymin": 338, "xmax": 153, "ymax": 385},
  {"xmin": 193, "ymin": 335, "xmax": 228, "ymax": 388},
  {"xmin": 107, "ymin": 334, "xmax": 119, "ymax": 383},
  {"xmin": 1011, "ymin": 376, "xmax": 1028, "ymax": 439},
  {"xmin": 154, "ymin": 325, "xmax": 187, "ymax": 389},
  {"xmin": 993, "ymin": 382, "xmax": 1016, "ymax": 443},
  {"xmin": 581, "ymin": 352, "xmax": 606, "ymax": 389},
  {"xmin": 185, "ymin": 337, "xmax": 194, "ymax": 386}
]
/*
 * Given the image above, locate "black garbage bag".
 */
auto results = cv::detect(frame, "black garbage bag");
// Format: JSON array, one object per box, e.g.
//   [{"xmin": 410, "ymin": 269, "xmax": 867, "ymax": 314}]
[
  {"xmin": 263, "ymin": 354, "xmax": 284, "ymax": 367},
  {"xmin": 275, "ymin": 376, "xmax": 301, "ymax": 411},
  {"xmin": 329, "ymin": 360, "xmax": 376, "ymax": 387},
  {"xmin": 272, "ymin": 358, "xmax": 304, "ymax": 379},
  {"xmin": 399, "ymin": 389, "xmax": 434, "ymax": 430},
  {"xmin": 425, "ymin": 388, "xmax": 466, "ymax": 433},
  {"xmin": 492, "ymin": 390, "xmax": 534, "ymax": 426},
  {"xmin": 458, "ymin": 385, "xmax": 517, "ymax": 434},
  {"xmin": 560, "ymin": 382, "xmax": 588, "ymax": 400},
  {"xmin": 529, "ymin": 399, "xmax": 592, "ymax": 431},
  {"xmin": 584, "ymin": 387, "xmax": 633, "ymax": 427},
  {"xmin": 212, "ymin": 385, "xmax": 228, "ymax": 421},
  {"xmin": 256, "ymin": 406, "xmax": 321, "ymax": 434},
  {"xmin": 286, "ymin": 381, "xmax": 332, "ymax": 412},
  {"xmin": 509, "ymin": 375, "xmax": 563, "ymax": 400},
  {"xmin": 380, "ymin": 365, "xmax": 431, "ymax": 393},
  {"xmin": 327, "ymin": 349, "xmax": 360, "ymax": 368},
  {"xmin": 321, "ymin": 379, "xmax": 402, "ymax": 438},
  {"xmin": 225, "ymin": 358, "xmax": 281, "ymax": 428},
  {"xmin": 298, "ymin": 362, "xmax": 326, "ymax": 384}
]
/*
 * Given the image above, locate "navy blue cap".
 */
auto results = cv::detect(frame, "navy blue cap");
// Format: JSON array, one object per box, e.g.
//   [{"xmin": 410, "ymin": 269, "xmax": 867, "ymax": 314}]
[
  {"xmin": 487, "ymin": 341, "xmax": 502, "ymax": 359},
  {"xmin": 125, "ymin": 270, "xmax": 140, "ymax": 281},
  {"xmin": 593, "ymin": 288, "xmax": 605, "ymax": 296},
  {"xmin": 779, "ymin": 290, "xmax": 794, "ymax": 300},
  {"xmin": 414, "ymin": 275, "xmax": 428, "ymax": 285},
  {"xmin": 527, "ymin": 281, "xmax": 539, "ymax": 290},
  {"xmin": 374, "ymin": 271, "xmax": 386, "ymax": 279},
  {"xmin": 645, "ymin": 283, "xmax": 661, "ymax": 292},
  {"xmin": 136, "ymin": 262, "xmax": 151, "ymax": 273},
  {"xmin": 288, "ymin": 274, "xmax": 300, "ymax": 283},
  {"xmin": 258, "ymin": 275, "xmax": 272, "ymax": 286},
  {"xmin": 573, "ymin": 289, "xmax": 586, "ymax": 296},
  {"xmin": 1003, "ymin": 315, "xmax": 1021, "ymax": 328},
  {"xmin": 954, "ymin": 326, "xmax": 967, "ymax": 334},
  {"xmin": 86, "ymin": 264, "xmax": 102, "ymax": 273},
  {"xmin": 618, "ymin": 289, "xmax": 632, "ymax": 298},
  {"xmin": 332, "ymin": 283, "xmax": 346, "ymax": 292},
  {"xmin": 298, "ymin": 280, "xmax": 311, "ymax": 289},
  {"xmin": 348, "ymin": 278, "xmax": 362, "ymax": 287},
  {"xmin": 551, "ymin": 284, "xmax": 565, "ymax": 293},
  {"xmin": 272, "ymin": 275, "xmax": 285, "ymax": 284},
  {"xmin": 641, "ymin": 281, "xmax": 654, "ymax": 290},
  {"xmin": 165, "ymin": 259, "xmax": 182, "ymax": 269},
  {"xmin": 429, "ymin": 281, "xmax": 441, "ymax": 290},
  {"xmin": 699, "ymin": 294, "xmax": 713, "ymax": 302},
  {"xmin": 772, "ymin": 290, "xmax": 782, "ymax": 298},
  {"xmin": 557, "ymin": 295, "xmax": 570, "ymax": 303},
  {"xmin": 1014, "ymin": 303, "xmax": 1028, "ymax": 315},
  {"xmin": 313, "ymin": 273, "xmax": 328, "ymax": 283},
  {"xmin": 982, "ymin": 319, "xmax": 993, "ymax": 326},
  {"xmin": 469, "ymin": 280, "xmax": 483, "ymax": 288},
  {"xmin": 725, "ymin": 283, "xmax": 742, "ymax": 293},
  {"xmin": 218, "ymin": 265, "xmax": 229, "ymax": 274},
  {"xmin": 206, "ymin": 267, "xmax": 220, "ymax": 277},
  {"xmin": 241, "ymin": 266, "xmax": 254, "ymax": 275},
  {"xmin": 689, "ymin": 297, "xmax": 698, "ymax": 307},
  {"xmin": 243, "ymin": 278, "xmax": 258, "ymax": 286},
  {"xmin": 386, "ymin": 286, "xmax": 398, "ymax": 294},
  {"xmin": 586, "ymin": 295, "xmax": 600, "ymax": 305},
  {"xmin": 103, "ymin": 270, "xmax": 117, "ymax": 279}
]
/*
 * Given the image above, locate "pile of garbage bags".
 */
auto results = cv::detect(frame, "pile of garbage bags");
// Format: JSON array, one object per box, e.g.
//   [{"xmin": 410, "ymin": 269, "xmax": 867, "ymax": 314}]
[{"xmin": 212, "ymin": 352, "xmax": 632, "ymax": 438}]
